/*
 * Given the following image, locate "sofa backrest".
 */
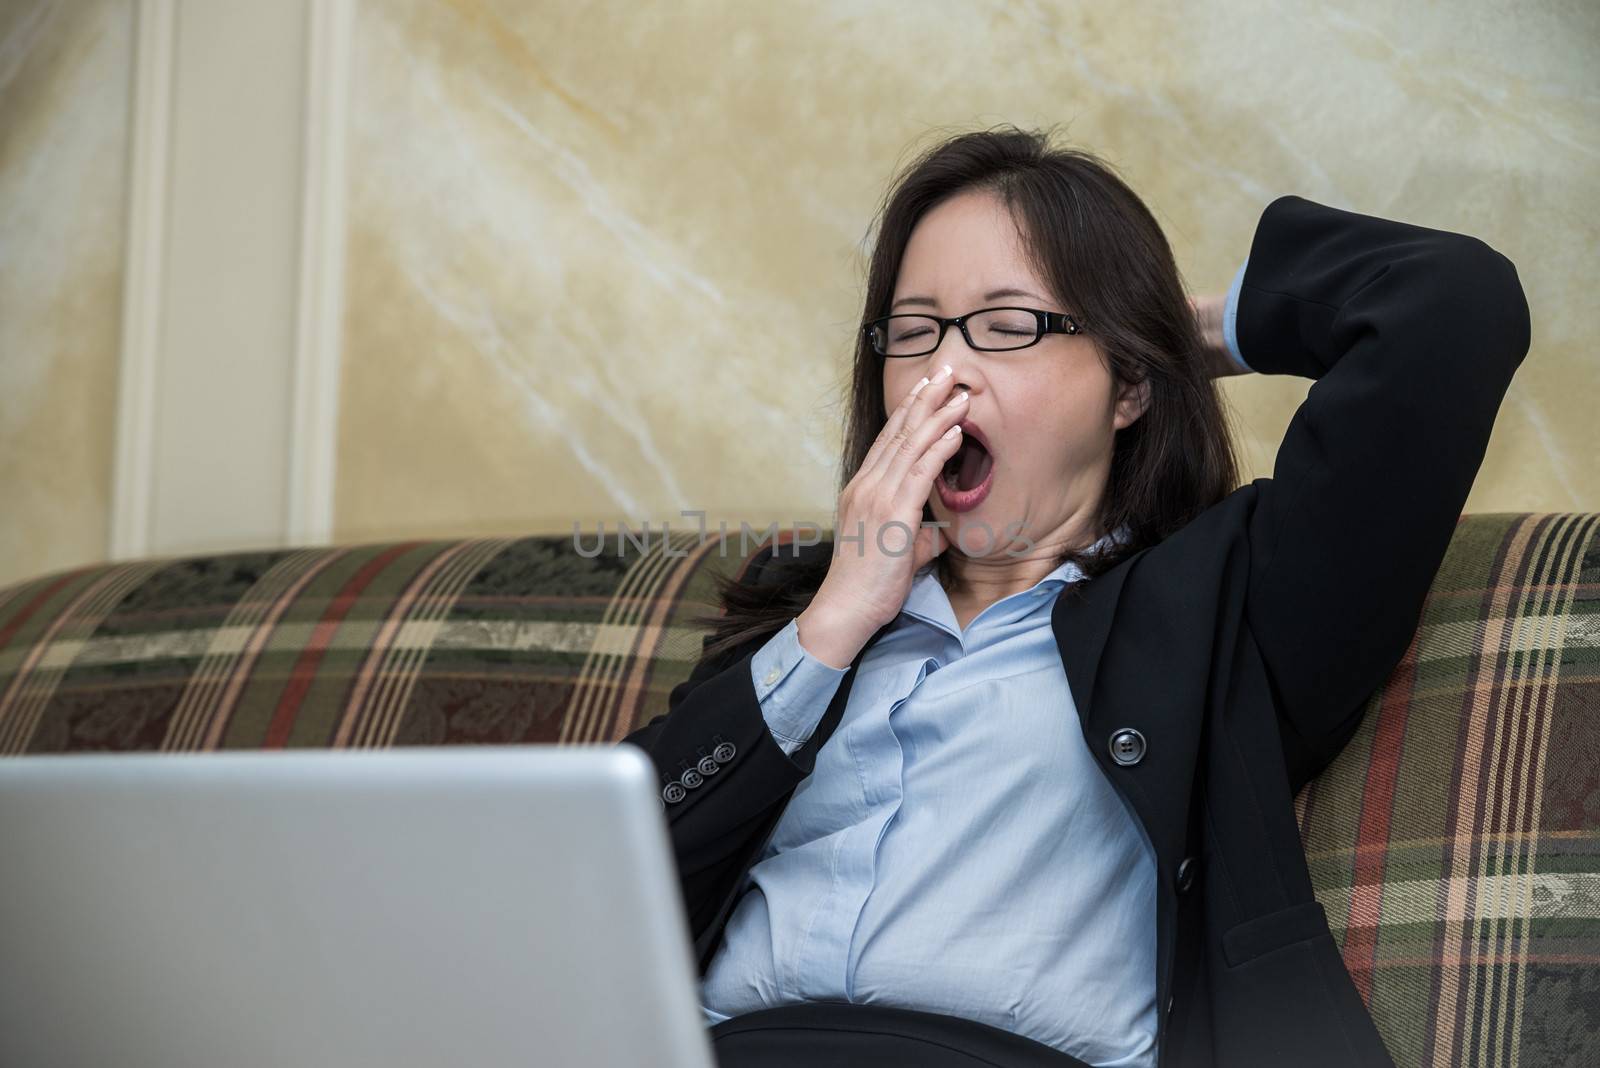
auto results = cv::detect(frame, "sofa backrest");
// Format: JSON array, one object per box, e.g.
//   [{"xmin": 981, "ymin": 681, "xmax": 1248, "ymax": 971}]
[
  {"xmin": 0, "ymin": 527, "xmax": 763, "ymax": 753},
  {"xmin": 1, "ymin": 513, "xmax": 1596, "ymax": 1067},
  {"xmin": 1292, "ymin": 511, "xmax": 1599, "ymax": 1067}
]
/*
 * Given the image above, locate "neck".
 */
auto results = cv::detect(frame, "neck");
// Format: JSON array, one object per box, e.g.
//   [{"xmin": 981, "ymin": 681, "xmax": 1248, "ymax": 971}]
[{"xmin": 938, "ymin": 511, "xmax": 1110, "ymax": 606}]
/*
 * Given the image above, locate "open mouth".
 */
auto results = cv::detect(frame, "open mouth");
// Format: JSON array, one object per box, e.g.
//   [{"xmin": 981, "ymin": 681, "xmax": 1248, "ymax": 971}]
[
  {"xmin": 943, "ymin": 434, "xmax": 993, "ymax": 492},
  {"xmin": 936, "ymin": 423, "xmax": 996, "ymax": 513}
]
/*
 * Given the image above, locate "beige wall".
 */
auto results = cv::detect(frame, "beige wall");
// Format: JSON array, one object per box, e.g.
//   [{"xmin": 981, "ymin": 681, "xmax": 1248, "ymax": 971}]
[
  {"xmin": 1, "ymin": 0, "xmax": 1595, "ymax": 589},
  {"xmin": 335, "ymin": 0, "xmax": 1598, "ymax": 546},
  {"xmin": 0, "ymin": 0, "xmax": 131, "ymax": 589}
]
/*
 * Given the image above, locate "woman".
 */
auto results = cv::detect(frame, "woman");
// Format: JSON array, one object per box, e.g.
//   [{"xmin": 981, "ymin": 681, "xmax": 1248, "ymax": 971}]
[{"xmin": 621, "ymin": 127, "xmax": 1531, "ymax": 1068}]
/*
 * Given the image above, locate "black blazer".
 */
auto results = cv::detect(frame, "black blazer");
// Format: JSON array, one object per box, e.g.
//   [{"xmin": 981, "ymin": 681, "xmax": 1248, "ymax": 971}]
[{"xmin": 621, "ymin": 194, "xmax": 1532, "ymax": 1068}]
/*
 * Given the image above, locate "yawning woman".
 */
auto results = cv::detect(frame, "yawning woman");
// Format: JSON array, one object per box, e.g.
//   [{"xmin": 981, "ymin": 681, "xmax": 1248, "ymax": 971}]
[{"xmin": 623, "ymin": 125, "xmax": 1531, "ymax": 1068}]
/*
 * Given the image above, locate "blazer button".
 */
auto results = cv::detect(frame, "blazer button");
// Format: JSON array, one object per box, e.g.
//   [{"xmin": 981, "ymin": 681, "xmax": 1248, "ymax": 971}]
[
  {"xmin": 662, "ymin": 782, "xmax": 688, "ymax": 804},
  {"xmin": 680, "ymin": 767, "xmax": 704, "ymax": 790},
  {"xmin": 1108, "ymin": 728, "xmax": 1146, "ymax": 766},
  {"xmin": 712, "ymin": 741, "xmax": 737, "ymax": 763},
  {"xmin": 696, "ymin": 755, "xmax": 720, "ymax": 777},
  {"xmin": 1175, "ymin": 855, "xmax": 1199, "ymax": 895}
]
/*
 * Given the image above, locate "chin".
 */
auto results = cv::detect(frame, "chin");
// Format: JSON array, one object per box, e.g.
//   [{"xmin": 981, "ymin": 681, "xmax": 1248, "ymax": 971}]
[{"xmin": 941, "ymin": 508, "xmax": 1012, "ymax": 558}]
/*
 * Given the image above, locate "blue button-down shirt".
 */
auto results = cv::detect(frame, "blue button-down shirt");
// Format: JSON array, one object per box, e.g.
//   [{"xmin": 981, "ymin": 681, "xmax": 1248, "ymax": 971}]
[{"xmin": 699, "ymin": 267, "xmax": 1252, "ymax": 1065}]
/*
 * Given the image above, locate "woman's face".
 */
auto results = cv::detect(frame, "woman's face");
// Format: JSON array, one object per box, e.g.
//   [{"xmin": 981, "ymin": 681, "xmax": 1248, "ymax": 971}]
[{"xmin": 882, "ymin": 188, "xmax": 1148, "ymax": 559}]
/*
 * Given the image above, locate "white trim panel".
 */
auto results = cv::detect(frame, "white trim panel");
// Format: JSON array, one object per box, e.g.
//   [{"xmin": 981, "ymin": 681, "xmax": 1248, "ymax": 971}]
[
  {"xmin": 287, "ymin": 0, "xmax": 354, "ymax": 547},
  {"xmin": 110, "ymin": 0, "xmax": 176, "ymax": 560}
]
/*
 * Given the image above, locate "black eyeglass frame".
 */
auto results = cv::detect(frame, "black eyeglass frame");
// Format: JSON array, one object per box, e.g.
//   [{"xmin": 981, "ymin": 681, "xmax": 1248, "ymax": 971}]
[{"xmin": 862, "ymin": 306, "xmax": 1089, "ymax": 358}]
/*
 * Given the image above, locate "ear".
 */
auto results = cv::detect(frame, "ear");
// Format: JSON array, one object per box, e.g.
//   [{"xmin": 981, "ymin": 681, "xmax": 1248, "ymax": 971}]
[{"xmin": 1113, "ymin": 376, "xmax": 1152, "ymax": 431}]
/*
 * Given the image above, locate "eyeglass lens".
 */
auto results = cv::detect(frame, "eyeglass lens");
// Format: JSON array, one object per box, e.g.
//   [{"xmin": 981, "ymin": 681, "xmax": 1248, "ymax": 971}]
[{"xmin": 873, "ymin": 309, "xmax": 1041, "ymax": 356}]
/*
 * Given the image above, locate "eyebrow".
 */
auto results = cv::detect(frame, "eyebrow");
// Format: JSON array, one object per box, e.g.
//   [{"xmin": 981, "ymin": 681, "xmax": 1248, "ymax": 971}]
[{"xmin": 891, "ymin": 287, "xmax": 1049, "ymax": 310}]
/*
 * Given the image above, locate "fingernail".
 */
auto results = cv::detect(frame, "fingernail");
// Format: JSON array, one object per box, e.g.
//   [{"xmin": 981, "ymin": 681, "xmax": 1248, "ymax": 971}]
[
  {"xmin": 934, "ymin": 364, "xmax": 953, "ymax": 382},
  {"xmin": 945, "ymin": 389, "xmax": 968, "ymax": 407},
  {"xmin": 911, "ymin": 376, "xmax": 930, "ymax": 396}
]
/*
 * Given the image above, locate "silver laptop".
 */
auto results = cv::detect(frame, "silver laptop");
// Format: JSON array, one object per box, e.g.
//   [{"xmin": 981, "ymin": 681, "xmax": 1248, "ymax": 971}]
[{"xmin": 0, "ymin": 745, "xmax": 716, "ymax": 1068}]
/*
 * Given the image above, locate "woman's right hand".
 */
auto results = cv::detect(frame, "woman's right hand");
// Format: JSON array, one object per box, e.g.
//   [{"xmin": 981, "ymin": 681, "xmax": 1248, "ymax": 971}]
[{"xmin": 796, "ymin": 365, "xmax": 970, "ymax": 668}]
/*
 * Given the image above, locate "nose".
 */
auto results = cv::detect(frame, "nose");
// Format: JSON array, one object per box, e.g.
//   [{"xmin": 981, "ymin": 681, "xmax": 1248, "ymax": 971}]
[{"xmin": 931, "ymin": 323, "xmax": 979, "ymax": 392}]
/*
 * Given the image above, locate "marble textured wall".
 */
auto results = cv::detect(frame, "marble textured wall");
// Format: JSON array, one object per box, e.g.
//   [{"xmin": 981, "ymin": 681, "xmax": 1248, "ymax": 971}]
[
  {"xmin": 0, "ymin": 0, "xmax": 132, "ymax": 591},
  {"xmin": 337, "ymin": 0, "xmax": 1597, "ymax": 546},
  {"xmin": 2, "ymin": 2, "xmax": 1592, "ymax": 591}
]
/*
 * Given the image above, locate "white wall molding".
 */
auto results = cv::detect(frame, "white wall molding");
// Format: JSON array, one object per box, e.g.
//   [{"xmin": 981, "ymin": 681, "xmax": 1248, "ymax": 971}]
[
  {"xmin": 287, "ymin": 0, "xmax": 354, "ymax": 547},
  {"xmin": 110, "ymin": 0, "xmax": 351, "ymax": 562},
  {"xmin": 110, "ymin": 0, "xmax": 175, "ymax": 560}
]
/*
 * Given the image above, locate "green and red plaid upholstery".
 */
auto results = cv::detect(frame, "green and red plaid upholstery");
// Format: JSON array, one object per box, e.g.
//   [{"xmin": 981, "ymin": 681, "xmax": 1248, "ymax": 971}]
[
  {"xmin": 1294, "ymin": 512, "xmax": 1600, "ymax": 1067},
  {"xmin": 1, "ymin": 514, "xmax": 1596, "ymax": 1067}
]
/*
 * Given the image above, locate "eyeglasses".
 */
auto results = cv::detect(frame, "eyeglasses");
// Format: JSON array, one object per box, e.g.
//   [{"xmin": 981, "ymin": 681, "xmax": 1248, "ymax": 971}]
[{"xmin": 863, "ymin": 306, "xmax": 1088, "ymax": 358}]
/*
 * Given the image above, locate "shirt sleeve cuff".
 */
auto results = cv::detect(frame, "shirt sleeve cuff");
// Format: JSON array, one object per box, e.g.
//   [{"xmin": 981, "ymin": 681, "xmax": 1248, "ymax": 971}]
[
  {"xmin": 1223, "ymin": 256, "xmax": 1252, "ymax": 373},
  {"xmin": 749, "ymin": 617, "xmax": 849, "ymax": 756}
]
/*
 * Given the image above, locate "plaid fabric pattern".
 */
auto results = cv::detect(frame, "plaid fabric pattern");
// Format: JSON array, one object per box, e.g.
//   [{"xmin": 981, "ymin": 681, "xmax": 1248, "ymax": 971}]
[
  {"xmin": 0, "ymin": 529, "xmax": 768, "ymax": 753},
  {"xmin": 1296, "ymin": 512, "xmax": 1600, "ymax": 1067},
  {"xmin": 1, "ymin": 514, "xmax": 1595, "ymax": 1066}
]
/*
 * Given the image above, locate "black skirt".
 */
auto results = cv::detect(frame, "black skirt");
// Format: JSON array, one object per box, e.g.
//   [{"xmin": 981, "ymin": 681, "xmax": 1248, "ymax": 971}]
[{"xmin": 709, "ymin": 1001, "xmax": 1097, "ymax": 1067}]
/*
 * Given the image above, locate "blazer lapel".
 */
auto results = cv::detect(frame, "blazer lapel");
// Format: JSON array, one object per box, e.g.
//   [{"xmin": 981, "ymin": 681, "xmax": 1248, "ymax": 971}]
[
  {"xmin": 1051, "ymin": 551, "xmax": 1137, "ymax": 733},
  {"xmin": 1048, "ymin": 548, "xmax": 1182, "ymax": 864}
]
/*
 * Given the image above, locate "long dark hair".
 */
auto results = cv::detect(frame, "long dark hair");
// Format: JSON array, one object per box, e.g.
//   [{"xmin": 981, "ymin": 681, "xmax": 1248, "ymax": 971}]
[{"xmin": 688, "ymin": 125, "xmax": 1240, "ymax": 661}]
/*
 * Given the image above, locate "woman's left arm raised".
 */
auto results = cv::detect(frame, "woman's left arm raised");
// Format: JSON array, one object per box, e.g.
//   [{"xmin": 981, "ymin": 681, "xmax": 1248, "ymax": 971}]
[{"xmin": 1222, "ymin": 195, "xmax": 1532, "ymax": 790}]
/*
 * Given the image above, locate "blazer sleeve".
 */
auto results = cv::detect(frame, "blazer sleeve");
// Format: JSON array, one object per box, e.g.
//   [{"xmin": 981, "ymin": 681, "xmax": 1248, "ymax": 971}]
[
  {"xmin": 1236, "ymin": 195, "xmax": 1532, "ymax": 791},
  {"xmin": 617, "ymin": 546, "xmax": 817, "ymax": 934}
]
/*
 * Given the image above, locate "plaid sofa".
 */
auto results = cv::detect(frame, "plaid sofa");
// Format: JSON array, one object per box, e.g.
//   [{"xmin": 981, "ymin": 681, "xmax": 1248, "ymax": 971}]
[{"xmin": 1, "ymin": 514, "xmax": 1595, "ymax": 1067}]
